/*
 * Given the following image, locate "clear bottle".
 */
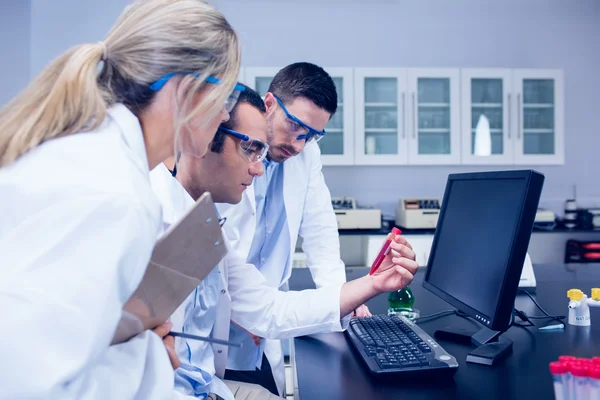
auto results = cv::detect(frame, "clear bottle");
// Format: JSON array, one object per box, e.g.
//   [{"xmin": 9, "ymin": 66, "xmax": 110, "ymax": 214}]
[{"xmin": 387, "ymin": 286, "xmax": 419, "ymax": 320}]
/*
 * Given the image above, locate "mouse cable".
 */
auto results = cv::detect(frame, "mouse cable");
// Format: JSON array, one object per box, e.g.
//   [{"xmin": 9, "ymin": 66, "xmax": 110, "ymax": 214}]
[{"xmin": 512, "ymin": 289, "xmax": 566, "ymax": 327}]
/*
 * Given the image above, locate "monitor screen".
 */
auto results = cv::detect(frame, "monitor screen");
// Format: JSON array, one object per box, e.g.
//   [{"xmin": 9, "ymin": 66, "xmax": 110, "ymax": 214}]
[{"xmin": 423, "ymin": 170, "xmax": 544, "ymax": 331}]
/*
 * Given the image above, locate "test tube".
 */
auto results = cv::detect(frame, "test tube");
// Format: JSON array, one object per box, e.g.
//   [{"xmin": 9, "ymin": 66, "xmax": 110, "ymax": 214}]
[
  {"xmin": 559, "ymin": 356, "xmax": 577, "ymax": 363},
  {"xmin": 549, "ymin": 362, "xmax": 569, "ymax": 400},
  {"xmin": 571, "ymin": 364, "xmax": 589, "ymax": 400},
  {"xmin": 590, "ymin": 368, "xmax": 600, "ymax": 400}
]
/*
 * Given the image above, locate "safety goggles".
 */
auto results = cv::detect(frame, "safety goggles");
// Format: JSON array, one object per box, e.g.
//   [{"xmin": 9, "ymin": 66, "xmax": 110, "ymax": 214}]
[
  {"xmin": 218, "ymin": 126, "xmax": 269, "ymax": 163},
  {"xmin": 149, "ymin": 73, "xmax": 245, "ymax": 112},
  {"xmin": 273, "ymin": 94, "xmax": 326, "ymax": 143}
]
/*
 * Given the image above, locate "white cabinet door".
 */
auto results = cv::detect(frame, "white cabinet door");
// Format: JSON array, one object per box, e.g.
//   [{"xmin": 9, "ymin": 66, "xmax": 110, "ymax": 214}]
[
  {"xmin": 406, "ymin": 69, "xmax": 461, "ymax": 165},
  {"xmin": 354, "ymin": 68, "xmax": 409, "ymax": 165},
  {"xmin": 512, "ymin": 69, "xmax": 564, "ymax": 165},
  {"xmin": 320, "ymin": 67, "xmax": 355, "ymax": 165},
  {"xmin": 460, "ymin": 69, "xmax": 514, "ymax": 165}
]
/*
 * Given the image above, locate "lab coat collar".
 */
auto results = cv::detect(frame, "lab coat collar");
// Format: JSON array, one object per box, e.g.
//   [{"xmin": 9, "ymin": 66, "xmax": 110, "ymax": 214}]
[{"xmin": 108, "ymin": 104, "xmax": 150, "ymax": 177}]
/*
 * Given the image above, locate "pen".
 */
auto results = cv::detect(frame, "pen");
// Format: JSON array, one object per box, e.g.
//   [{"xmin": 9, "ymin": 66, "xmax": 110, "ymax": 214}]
[
  {"xmin": 369, "ymin": 227, "xmax": 402, "ymax": 275},
  {"xmin": 168, "ymin": 331, "xmax": 244, "ymax": 348}
]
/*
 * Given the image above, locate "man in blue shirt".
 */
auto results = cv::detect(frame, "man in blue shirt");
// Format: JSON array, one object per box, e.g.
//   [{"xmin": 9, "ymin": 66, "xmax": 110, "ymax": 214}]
[{"xmin": 222, "ymin": 63, "xmax": 375, "ymax": 395}]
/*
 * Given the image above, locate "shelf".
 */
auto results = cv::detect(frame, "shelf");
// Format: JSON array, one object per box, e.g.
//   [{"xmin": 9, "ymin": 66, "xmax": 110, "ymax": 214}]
[
  {"xmin": 523, "ymin": 129, "xmax": 554, "ymax": 134},
  {"xmin": 523, "ymin": 103, "xmax": 554, "ymax": 108},
  {"xmin": 365, "ymin": 102, "xmax": 397, "ymax": 107},
  {"xmin": 365, "ymin": 128, "xmax": 397, "ymax": 133},
  {"xmin": 472, "ymin": 103, "xmax": 503, "ymax": 108},
  {"xmin": 471, "ymin": 128, "xmax": 503, "ymax": 133},
  {"xmin": 419, "ymin": 102, "xmax": 450, "ymax": 107},
  {"xmin": 419, "ymin": 128, "xmax": 450, "ymax": 133},
  {"xmin": 326, "ymin": 128, "xmax": 343, "ymax": 133}
]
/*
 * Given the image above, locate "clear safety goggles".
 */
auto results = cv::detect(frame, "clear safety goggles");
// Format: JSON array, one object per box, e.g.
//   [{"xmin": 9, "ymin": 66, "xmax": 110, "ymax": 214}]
[
  {"xmin": 273, "ymin": 94, "xmax": 326, "ymax": 143},
  {"xmin": 218, "ymin": 126, "xmax": 269, "ymax": 163}
]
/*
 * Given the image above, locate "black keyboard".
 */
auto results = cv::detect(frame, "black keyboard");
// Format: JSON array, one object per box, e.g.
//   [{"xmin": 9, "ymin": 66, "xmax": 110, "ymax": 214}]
[{"xmin": 346, "ymin": 315, "xmax": 459, "ymax": 377}]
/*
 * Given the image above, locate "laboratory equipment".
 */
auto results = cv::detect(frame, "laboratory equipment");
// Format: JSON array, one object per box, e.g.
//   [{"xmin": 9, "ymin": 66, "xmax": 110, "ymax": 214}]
[
  {"xmin": 567, "ymin": 288, "xmax": 600, "ymax": 327},
  {"xmin": 332, "ymin": 197, "xmax": 382, "ymax": 230},
  {"xmin": 395, "ymin": 198, "xmax": 441, "ymax": 229}
]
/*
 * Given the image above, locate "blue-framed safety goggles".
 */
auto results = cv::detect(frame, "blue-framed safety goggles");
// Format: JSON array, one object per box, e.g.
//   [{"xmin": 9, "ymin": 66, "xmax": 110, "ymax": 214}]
[
  {"xmin": 149, "ymin": 73, "xmax": 245, "ymax": 112},
  {"xmin": 218, "ymin": 126, "xmax": 269, "ymax": 163},
  {"xmin": 273, "ymin": 94, "xmax": 326, "ymax": 143}
]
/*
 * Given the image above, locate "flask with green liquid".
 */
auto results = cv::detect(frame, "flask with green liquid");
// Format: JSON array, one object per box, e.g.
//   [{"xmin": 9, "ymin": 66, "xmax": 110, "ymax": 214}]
[{"xmin": 387, "ymin": 286, "xmax": 419, "ymax": 320}]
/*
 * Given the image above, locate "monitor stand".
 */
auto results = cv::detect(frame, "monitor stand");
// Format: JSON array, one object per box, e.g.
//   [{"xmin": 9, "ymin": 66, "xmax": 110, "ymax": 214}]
[{"xmin": 434, "ymin": 325, "xmax": 513, "ymax": 366}]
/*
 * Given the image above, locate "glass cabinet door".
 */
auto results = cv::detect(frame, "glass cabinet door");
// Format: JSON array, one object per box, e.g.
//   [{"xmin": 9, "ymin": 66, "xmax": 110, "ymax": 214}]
[
  {"xmin": 460, "ymin": 69, "xmax": 513, "ymax": 164},
  {"xmin": 318, "ymin": 77, "xmax": 344, "ymax": 155},
  {"xmin": 513, "ymin": 69, "xmax": 564, "ymax": 165},
  {"xmin": 522, "ymin": 79, "xmax": 555, "ymax": 155},
  {"xmin": 354, "ymin": 68, "xmax": 407, "ymax": 165},
  {"xmin": 364, "ymin": 77, "xmax": 399, "ymax": 155},
  {"xmin": 319, "ymin": 68, "xmax": 355, "ymax": 164},
  {"xmin": 407, "ymin": 69, "xmax": 460, "ymax": 164}
]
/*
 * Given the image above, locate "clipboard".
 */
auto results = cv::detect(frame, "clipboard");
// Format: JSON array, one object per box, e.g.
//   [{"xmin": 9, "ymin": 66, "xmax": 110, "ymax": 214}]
[{"xmin": 112, "ymin": 191, "xmax": 227, "ymax": 344}]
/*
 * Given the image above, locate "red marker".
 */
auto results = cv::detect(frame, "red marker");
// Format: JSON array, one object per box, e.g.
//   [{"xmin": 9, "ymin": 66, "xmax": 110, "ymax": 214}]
[{"xmin": 369, "ymin": 227, "xmax": 402, "ymax": 275}]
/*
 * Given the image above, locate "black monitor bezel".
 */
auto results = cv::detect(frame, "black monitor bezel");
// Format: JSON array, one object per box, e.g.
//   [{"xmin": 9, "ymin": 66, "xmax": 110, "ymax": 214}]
[{"xmin": 422, "ymin": 169, "xmax": 544, "ymax": 332}]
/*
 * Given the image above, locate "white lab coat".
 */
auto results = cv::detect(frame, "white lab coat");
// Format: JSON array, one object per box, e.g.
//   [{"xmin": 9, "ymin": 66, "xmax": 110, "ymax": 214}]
[
  {"xmin": 217, "ymin": 142, "xmax": 348, "ymax": 394},
  {"xmin": 150, "ymin": 164, "xmax": 347, "ymax": 400},
  {"xmin": 0, "ymin": 104, "xmax": 180, "ymax": 400}
]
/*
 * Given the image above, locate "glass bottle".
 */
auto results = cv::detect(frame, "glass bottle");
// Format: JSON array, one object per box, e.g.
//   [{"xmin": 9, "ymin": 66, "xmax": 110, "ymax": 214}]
[{"xmin": 387, "ymin": 286, "xmax": 419, "ymax": 320}]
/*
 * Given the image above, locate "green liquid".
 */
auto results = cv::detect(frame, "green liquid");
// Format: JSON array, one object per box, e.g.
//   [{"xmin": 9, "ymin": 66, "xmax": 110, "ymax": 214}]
[{"xmin": 388, "ymin": 286, "xmax": 415, "ymax": 310}]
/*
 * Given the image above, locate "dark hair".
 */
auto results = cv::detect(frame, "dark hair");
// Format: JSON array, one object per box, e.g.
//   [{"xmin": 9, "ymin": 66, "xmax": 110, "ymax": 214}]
[
  {"xmin": 267, "ymin": 62, "xmax": 337, "ymax": 115},
  {"xmin": 210, "ymin": 83, "xmax": 266, "ymax": 153}
]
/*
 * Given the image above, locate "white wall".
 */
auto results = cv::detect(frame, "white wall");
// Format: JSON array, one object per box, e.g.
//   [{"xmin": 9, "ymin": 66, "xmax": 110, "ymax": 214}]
[
  {"xmin": 210, "ymin": 0, "xmax": 600, "ymax": 216},
  {"xmin": 7, "ymin": 0, "xmax": 600, "ymax": 216},
  {"xmin": 0, "ymin": 0, "xmax": 30, "ymax": 106}
]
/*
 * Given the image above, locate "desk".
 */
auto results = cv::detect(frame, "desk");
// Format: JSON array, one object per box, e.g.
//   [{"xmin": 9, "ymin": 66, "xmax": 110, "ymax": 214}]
[{"xmin": 292, "ymin": 265, "xmax": 600, "ymax": 399}]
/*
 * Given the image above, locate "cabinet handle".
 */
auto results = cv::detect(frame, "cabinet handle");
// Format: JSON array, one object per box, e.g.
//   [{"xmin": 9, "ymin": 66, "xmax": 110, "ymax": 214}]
[
  {"xmin": 401, "ymin": 92, "xmax": 406, "ymax": 139},
  {"xmin": 517, "ymin": 93, "xmax": 522, "ymax": 140},
  {"xmin": 507, "ymin": 93, "xmax": 511, "ymax": 139},
  {"xmin": 412, "ymin": 92, "xmax": 417, "ymax": 139}
]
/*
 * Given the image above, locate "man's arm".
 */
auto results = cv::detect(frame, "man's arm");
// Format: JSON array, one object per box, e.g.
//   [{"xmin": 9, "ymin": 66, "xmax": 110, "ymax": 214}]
[{"xmin": 228, "ymin": 234, "xmax": 417, "ymax": 339}]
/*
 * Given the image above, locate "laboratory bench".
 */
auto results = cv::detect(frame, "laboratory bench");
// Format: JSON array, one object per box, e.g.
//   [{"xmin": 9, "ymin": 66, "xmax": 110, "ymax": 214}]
[{"xmin": 289, "ymin": 264, "xmax": 600, "ymax": 400}]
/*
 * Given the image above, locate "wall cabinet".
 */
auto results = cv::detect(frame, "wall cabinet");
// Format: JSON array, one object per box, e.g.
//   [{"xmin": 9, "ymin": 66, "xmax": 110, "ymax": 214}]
[
  {"xmin": 461, "ymin": 69, "xmax": 564, "ymax": 165},
  {"xmin": 241, "ymin": 67, "xmax": 564, "ymax": 166},
  {"xmin": 354, "ymin": 68, "xmax": 461, "ymax": 165}
]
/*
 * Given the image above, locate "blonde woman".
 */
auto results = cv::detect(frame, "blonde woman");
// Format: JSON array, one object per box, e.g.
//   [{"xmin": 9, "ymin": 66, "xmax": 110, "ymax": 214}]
[{"xmin": 0, "ymin": 0, "xmax": 241, "ymax": 399}]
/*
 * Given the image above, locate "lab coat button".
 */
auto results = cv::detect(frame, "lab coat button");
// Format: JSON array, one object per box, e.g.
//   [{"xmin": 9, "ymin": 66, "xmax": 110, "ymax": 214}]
[{"xmin": 221, "ymin": 289, "xmax": 226, "ymax": 294}]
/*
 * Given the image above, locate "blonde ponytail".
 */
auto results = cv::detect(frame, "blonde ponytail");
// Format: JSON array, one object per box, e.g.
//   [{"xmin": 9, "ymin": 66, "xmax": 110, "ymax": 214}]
[
  {"xmin": 0, "ymin": 43, "xmax": 109, "ymax": 167},
  {"xmin": 0, "ymin": 0, "xmax": 241, "ymax": 168}
]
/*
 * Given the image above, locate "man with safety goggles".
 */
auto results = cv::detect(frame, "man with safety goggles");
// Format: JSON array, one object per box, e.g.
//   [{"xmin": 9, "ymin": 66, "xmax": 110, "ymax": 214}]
[
  {"xmin": 218, "ymin": 63, "xmax": 413, "ymax": 396},
  {"xmin": 151, "ymin": 84, "xmax": 417, "ymax": 400}
]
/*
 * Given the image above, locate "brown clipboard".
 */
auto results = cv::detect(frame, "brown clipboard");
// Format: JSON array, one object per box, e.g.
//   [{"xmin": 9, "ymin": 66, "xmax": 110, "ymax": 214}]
[{"xmin": 111, "ymin": 191, "xmax": 227, "ymax": 344}]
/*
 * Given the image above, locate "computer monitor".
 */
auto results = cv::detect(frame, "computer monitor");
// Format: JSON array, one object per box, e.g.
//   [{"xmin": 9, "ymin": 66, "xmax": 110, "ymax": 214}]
[{"xmin": 422, "ymin": 170, "xmax": 544, "ymax": 349}]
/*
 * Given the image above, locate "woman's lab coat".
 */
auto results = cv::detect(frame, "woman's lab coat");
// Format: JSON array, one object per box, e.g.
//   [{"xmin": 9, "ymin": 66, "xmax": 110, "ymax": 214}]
[
  {"xmin": 217, "ymin": 141, "xmax": 349, "ymax": 394},
  {"xmin": 0, "ymin": 104, "xmax": 178, "ymax": 400}
]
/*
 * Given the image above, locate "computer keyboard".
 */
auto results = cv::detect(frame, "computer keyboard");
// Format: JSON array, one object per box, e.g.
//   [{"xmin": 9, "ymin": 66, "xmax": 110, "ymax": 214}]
[{"xmin": 346, "ymin": 314, "xmax": 458, "ymax": 377}]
